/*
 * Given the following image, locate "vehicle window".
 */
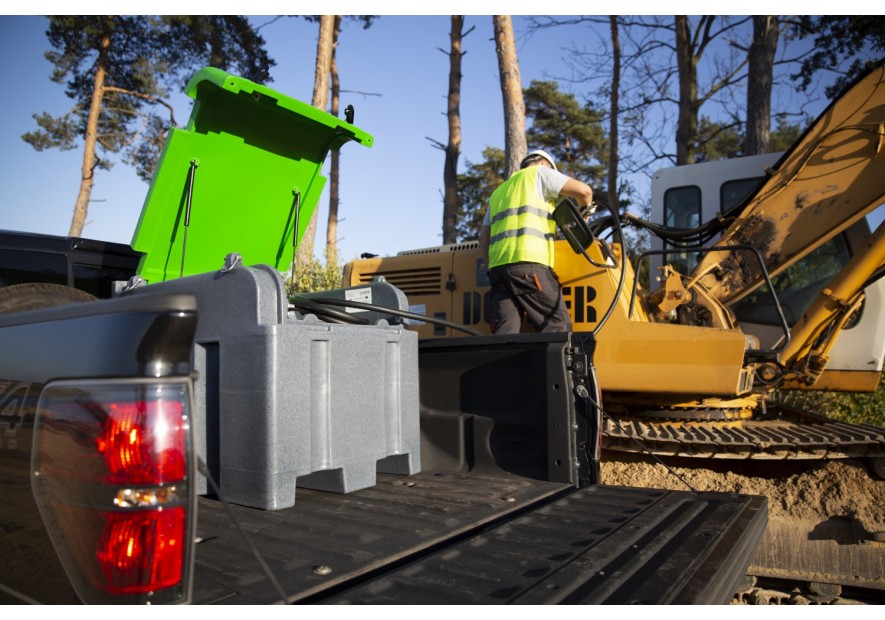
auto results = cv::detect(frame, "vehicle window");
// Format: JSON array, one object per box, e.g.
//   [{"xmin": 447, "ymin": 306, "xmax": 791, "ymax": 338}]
[
  {"xmin": 721, "ymin": 176, "xmax": 766, "ymax": 216},
  {"xmin": 731, "ymin": 236, "xmax": 852, "ymax": 326},
  {"xmin": 0, "ymin": 249, "xmax": 67, "ymax": 288},
  {"xmin": 663, "ymin": 185, "xmax": 701, "ymax": 274},
  {"xmin": 73, "ymin": 263, "xmax": 134, "ymax": 299}
]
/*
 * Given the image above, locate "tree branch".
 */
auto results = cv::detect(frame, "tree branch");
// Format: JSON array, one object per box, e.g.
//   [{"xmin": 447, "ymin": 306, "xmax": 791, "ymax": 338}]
[
  {"xmin": 426, "ymin": 136, "xmax": 445, "ymax": 150},
  {"xmin": 340, "ymin": 89, "xmax": 382, "ymax": 98},
  {"xmin": 103, "ymin": 86, "xmax": 178, "ymax": 125}
]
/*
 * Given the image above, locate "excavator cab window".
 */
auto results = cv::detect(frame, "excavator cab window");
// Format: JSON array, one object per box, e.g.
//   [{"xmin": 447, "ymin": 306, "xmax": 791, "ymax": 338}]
[
  {"xmin": 721, "ymin": 176, "xmax": 766, "ymax": 216},
  {"xmin": 731, "ymin": 235, "xmax": 852, "ymax": 326},
  {"xmin": 663, "ymin": 185, "xmax": 701, "ymax": 273}
]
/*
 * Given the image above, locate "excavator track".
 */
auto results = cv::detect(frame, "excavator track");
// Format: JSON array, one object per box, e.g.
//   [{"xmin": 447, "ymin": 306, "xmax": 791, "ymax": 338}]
[
  {"xmin": 602, "ymin": 405, "xmax": 885, "ymax": 460},
  {"xmin": 601, "ymin": 404, "xmax": 885, "ymax": 603}
]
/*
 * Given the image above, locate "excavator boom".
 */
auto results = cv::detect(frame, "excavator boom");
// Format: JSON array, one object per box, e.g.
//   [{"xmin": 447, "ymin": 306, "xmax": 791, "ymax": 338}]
[{"xmin": 693, "ymin": 61, "xmax": 885, "ymax": 306}]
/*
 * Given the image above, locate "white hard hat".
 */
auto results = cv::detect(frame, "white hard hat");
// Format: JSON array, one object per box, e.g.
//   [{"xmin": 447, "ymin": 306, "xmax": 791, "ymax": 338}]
[{"xmin": 520, "ymin": 150, "xmax": 557, "ymax": 171}]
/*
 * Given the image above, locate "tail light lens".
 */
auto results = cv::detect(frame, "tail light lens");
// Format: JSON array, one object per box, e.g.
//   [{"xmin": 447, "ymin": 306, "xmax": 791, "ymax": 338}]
[
  {"xmin": 98, "ymin": 508, "xmax": 186, "ymax": 592},
  {"xmin": 99, "ymin": 400, "xmax": 187, "ymax": 485},
  {"xmin": 32, "ymin": 380, "xmax": 193, "ymax": 605}
]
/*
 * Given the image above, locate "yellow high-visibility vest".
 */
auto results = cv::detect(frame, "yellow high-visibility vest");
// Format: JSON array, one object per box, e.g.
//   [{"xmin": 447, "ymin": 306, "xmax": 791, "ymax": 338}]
[{"xmin": 487, "ymin": 166, "xmax": 556, "ymax": 269}]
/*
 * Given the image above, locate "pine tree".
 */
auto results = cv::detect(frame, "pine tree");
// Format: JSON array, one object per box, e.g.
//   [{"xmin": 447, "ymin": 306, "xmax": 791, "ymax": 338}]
[{"xmin": 23, "ymin": 16, "xmax": 273, "ymax": 237}]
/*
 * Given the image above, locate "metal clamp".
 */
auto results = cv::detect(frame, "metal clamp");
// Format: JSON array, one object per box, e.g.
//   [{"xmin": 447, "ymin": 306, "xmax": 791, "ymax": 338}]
[{"xmin": 221, "ymin": 253, "xmax": 243, "ymax": 273}]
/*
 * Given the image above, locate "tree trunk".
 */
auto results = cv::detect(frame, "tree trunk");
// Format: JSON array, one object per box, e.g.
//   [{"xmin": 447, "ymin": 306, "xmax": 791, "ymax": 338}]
[
  {"xmin": 325, "ymin": 15, "xmax": 342, "ymax": 264},
  {"xmin": 69, "ymin": 33, "xmax": 111, "ymax": 237},
  {"xmin": 746, "ymin": 16, "xmax": 779, "ymax": 155},
  {"xmin": 442, "ymin": 16, "xmax": 465, "ymax": 245},
  {"xmin": 493, "ymin": 15, "xmax": 527, "ymax": 179},
  {"xmin": 311, "ymin": 16, "xmax": 334, "ymax": 110},
  {"xmin": 607, "ymin": 16, "xmax": 621, "ymax": 213},
  {"xmin": 674, "ymin": 15, "xmax": 699, "ymax": 165},
  {"xmin": 297, "ymin": 15, "xmax": 335, "ymax": 270}
]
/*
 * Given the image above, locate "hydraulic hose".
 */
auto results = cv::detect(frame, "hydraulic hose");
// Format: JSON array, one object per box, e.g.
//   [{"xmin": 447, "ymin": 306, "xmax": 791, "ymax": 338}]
[{"xmin": 584, "ymin": 200, "xmax": 628, "ymax": 337}]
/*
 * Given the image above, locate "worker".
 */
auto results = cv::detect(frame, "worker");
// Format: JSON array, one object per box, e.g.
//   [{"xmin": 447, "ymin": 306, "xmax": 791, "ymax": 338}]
[{"xmin": 479, "ymin": 149, "xmax": 594, "ymax": 334}]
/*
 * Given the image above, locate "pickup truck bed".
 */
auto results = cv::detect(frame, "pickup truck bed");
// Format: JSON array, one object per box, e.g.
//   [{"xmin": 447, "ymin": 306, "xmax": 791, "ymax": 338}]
[
  {"xmin": 0, "ymin": 268, "xmax": 768, "ymax": 605},
  {"xmin": 193, "ymin": 470, "xmax": 767, "ymax": 604}
]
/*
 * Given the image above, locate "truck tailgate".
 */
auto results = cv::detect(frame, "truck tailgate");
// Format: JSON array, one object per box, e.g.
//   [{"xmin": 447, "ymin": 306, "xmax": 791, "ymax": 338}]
[{"xmin": 191, "ymin": 471, "xmax": 766, "ymax": 605}]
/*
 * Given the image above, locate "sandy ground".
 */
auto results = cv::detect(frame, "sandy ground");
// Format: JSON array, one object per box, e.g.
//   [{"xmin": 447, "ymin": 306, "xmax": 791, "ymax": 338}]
[{"xmin": 600, "ymin": 454, "xmax": 885, "ymax": 535}]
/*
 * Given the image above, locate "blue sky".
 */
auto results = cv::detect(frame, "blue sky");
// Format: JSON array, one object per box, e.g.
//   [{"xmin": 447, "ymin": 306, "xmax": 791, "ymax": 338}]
[
  {"xmin": 1, "ymin": 13, "xmax": 612, "ymax": 262},
  {"xmin": 0, "ymin": 10, "xmax": 851, "ymax": 262}
]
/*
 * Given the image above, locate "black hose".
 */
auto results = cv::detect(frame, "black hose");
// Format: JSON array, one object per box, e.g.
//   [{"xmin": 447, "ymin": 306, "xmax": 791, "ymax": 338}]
[
  {"xmin": 585, "ymin": 201, "xmax": 627, "ymax": 337},
  {"xmin": 621, "ymin": 212, "xmax": 729, "ymax": 248},
  {"xmin": 290, "ymin": 295, "xmax": 484, "ymax": 336},
  {"xmin": 289, "ymin": 295, "xmax": 370, "ymax": 325}
]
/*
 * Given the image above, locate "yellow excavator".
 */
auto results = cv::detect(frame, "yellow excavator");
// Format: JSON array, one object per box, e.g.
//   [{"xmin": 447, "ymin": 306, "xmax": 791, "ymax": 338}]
[
  {"xmin": 344, "ymin": 60, "xmax": 885, "ymax": 464},
  {"xmin": 342, "ymin": 60, "xmax": 885, "ymax": 600}
]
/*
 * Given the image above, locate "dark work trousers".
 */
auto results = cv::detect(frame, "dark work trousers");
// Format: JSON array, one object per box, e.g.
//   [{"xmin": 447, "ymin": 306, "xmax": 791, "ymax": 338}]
[{"xmin": 487, "ymin": 262, "xmax": 572, "ymax": 334}]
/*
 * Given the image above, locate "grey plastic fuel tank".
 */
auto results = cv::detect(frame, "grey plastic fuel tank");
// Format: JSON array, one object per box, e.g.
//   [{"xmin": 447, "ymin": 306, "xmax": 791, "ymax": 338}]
[{"xmin": 119, "ymin": 259, "xmax": 420, "ymax": 510}]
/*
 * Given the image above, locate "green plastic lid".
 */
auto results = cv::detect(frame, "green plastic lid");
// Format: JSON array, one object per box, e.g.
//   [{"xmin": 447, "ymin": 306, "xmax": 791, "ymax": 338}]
[{"xmin": 131, "ymin": 67, "xmax": 373, "ymax": 282}]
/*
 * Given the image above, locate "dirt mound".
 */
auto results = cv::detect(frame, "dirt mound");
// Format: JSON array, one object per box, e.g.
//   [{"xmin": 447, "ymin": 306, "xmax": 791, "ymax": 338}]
[{"xmin": 601, "ymin": 455, "xmax": 885, "ymax": 534}]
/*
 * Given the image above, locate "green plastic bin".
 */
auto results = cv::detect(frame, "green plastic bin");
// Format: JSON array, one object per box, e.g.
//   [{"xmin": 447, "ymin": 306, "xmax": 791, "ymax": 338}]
[{"xmin": 131, "ymin": 67, "xmax": 373, "ymax": 282}]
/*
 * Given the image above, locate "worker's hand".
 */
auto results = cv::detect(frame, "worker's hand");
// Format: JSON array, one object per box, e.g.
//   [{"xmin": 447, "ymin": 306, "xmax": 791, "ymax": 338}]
[{"xmin": 560, "ymin": 178, "xmax": 594, "ymax": 211}]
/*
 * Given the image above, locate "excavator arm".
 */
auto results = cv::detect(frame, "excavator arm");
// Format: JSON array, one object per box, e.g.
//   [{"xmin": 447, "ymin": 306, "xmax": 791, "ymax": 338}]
[
  {"xmin": 690, "ymin": 61, "xmax": 885, "ymax": 307},
  {"xmin": 675, "ymin": 61, "xmax": 885, "ymax": 385},
  {"xmin": 778, "ymin": 220, "xmax": 885, "ymax": 386}
]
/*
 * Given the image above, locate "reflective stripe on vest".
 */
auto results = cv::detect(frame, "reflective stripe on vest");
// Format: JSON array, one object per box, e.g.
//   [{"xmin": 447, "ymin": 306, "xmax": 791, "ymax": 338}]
[{"xmin": 487, "ymin": 167, "xmax": 556, "ymax": 269}]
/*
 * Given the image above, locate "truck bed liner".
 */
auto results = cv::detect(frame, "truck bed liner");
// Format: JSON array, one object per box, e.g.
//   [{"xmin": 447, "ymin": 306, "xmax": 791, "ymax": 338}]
[{"xmin": 192, "ymin": 470, "xmax": 767, "ymax": 604}]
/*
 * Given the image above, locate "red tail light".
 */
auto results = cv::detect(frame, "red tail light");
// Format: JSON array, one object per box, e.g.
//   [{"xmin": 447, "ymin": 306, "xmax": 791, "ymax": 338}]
[
  {"xmin": 98, "ymin": 508, "xmax": 186, "ymax": 594},
  {"xmin": 32, "ymin": 381, "xmax": 193, "ymax": 605},
  {"xmin": 99, "ymin": 400, "xmax": 187, "ymax": 484}
]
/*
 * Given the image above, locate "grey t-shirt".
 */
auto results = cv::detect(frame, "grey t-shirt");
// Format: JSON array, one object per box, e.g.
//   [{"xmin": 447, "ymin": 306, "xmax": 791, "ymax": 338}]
[{"xmin": 482, "ymin": 166, "xmax": 569, "ymax": 227}]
